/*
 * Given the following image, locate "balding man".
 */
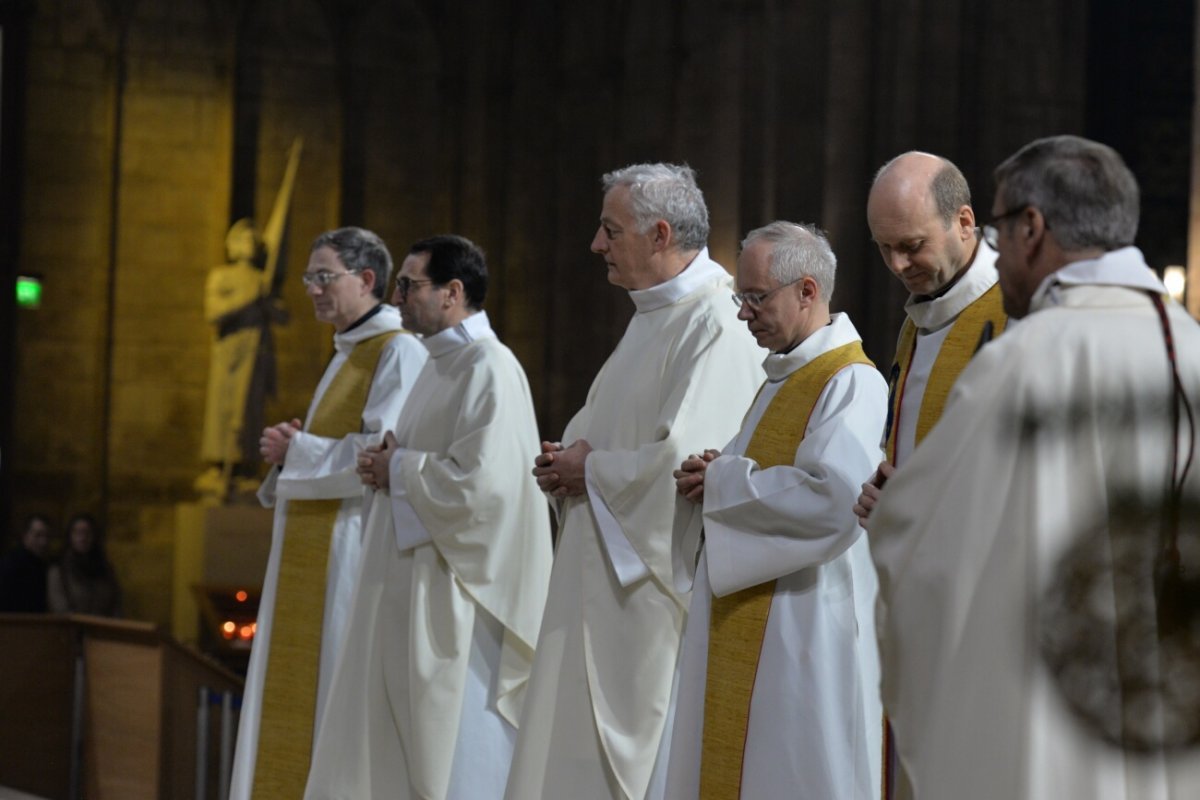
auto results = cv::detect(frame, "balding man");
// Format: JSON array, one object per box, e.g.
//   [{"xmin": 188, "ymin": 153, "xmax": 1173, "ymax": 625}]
[
  {"xmin": 855, "ymin": 152, "xmax": 1008, "ymax": 528},
  {"xmin": 666, "ymin": 222, "xmax": 885, "ymax": 799},
  {"xmin": 855, "ymin": 152, "xmax": 1009, "ymax": 800}
]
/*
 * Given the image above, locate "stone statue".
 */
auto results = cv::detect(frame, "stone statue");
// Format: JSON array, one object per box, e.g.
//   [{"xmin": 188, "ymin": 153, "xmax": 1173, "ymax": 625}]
[{"xmin": 197, "ymin": 138, "xmax": 302, "ymax": 499}]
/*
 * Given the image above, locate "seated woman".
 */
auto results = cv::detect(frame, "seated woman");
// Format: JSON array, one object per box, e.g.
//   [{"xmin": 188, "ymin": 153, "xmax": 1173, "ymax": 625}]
[{"xmin": 47, "ymin": 514, "xmax": 122, "ymax": 617}]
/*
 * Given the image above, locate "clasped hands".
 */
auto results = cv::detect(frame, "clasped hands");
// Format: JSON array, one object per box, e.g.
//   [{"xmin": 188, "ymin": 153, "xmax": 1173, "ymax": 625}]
[
  {"xmin": 358, "ymin": 431, "xmax": 402, "ymax": 491},
  {"xmin": 674, "ymin": 449, "xmax": 720, "ymax": 504},
  {"xmin": 534, "ymin": 442, "xmax": 722, "ymax": 505},
  {"xmin": 532, "ymin": 440, "xmax": 592, "ymax": 498},
  {"xmin": 260, "ymin": 418, "xmax": 303, "ymax": 465}
]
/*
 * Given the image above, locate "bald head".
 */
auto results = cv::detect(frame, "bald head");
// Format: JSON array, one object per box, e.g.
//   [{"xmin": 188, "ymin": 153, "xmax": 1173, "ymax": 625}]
[
  {"xmin": 871, "ymin": 152, "xmax": 971, "ymax": 225},
  {"xmin": 867, "ymin": 151, "xmax": 978, "ymax": 296}
]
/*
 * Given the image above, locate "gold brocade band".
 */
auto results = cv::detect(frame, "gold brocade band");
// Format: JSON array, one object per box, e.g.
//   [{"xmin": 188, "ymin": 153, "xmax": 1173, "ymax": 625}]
[
  {"xmin": 251, "ymin": 330, "xmax": 400, "ymax": 799},
  {"xmin": 880, "ymin": 283, "xmax": 1004, "ymax": 800},
  {"xmin": 885, "ymin": 282, "xmax": 1007, "ymax": 464},
  {"xmin": 252, "ymin": 496, "xmax": 341, "ymax": 800},
  {"xmin": 699, "ymin": 341, "xmax": 874, "ymax": 799}
]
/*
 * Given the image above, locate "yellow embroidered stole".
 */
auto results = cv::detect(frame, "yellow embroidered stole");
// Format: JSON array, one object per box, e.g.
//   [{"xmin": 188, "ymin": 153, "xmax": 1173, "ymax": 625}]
[
  {"xmin": 879, "ymin": 284, "xmax": 1004, "ymax": 800},
  {"xmin": 252, "ymin": 329, "xmax": 400, "ymax": 799},
  {"xmin": 699, "ymin": 340, "xmax": 874, "ymax": 799},
  {"xmin": 884, "ymin": 283, "xmax": 1006, "ymax": 464}
]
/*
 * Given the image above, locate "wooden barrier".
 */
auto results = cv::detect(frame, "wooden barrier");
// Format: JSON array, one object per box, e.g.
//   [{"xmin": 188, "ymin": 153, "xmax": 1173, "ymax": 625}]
[{"xmin": 0, "ymin": 615, "xmax": 243, "ymax": 800}]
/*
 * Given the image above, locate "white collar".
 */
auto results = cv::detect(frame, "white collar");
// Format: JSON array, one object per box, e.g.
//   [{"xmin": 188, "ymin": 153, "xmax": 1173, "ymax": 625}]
[
  {"xmin": 904, "ymin": 239, "xmax": 999, "ymax": 332},
  {"xmin": 332, "ymin": 304, "xmax": 404, "ymax": 354},
  {"xmin": 762, "ymin": 313, "xmax": 864, "ymax": 382},
  {"xmin": 1030, "ymin": 247, "xmax": 1166, "ymax": 312},
  {"xmin": 421, "ymin": 310, "xmax": 496, "ymax": 357},
  {"xmin": 628, "ymin": 248, "xmax": 728, "ymax": 313}
]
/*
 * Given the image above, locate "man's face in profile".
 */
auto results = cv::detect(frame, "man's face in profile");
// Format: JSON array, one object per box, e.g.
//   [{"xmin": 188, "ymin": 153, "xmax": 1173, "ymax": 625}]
[{"xmin": 590, "ymin": 184, "xmax": 657, "ymax": 290}]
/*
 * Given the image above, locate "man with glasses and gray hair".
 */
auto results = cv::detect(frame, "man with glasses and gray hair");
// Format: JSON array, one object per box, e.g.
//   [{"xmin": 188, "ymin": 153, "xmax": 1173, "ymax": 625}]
[
  {"xmin": 507, "ymin": 164, "xmax": 764, "ymax": 800},
  {"xmin": 868, "ymin": 136, "xmax": 1200, "ymax": 799},
  {"xmin": 230, "ymin": 226, "xmax": 427, "ymax": 800},
  {"xmin": 667, "ymin": 221, "xmax": 886, "ymax": 798}
]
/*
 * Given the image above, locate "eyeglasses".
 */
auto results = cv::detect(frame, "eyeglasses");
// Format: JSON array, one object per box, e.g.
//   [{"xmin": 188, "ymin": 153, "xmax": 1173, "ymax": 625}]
[
  {"xmin": 394, "ymin": 276, "xmax": 435, "ymax": 297},
  {"xmin": 302, "ymin": 270, "xmax": 362, "ymax": 289},
  {"xmin": 981, "ymin": 205, "xmax": 1030, "ymax": 250},
  {"xmin": 732, "ymin": 277, "xmax": 803, "ymax": 309}
]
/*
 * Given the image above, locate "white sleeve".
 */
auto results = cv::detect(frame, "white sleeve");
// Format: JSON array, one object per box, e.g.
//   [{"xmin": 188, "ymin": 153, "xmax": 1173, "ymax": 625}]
[
  {"xmin": 257, "ymin": 466, "xmax": 279, "ymax": 508},
  {"xmin": 587, "ymin": 466, "xmax": 651, "ymax": 586},
  {"xmin": 389, "ymin": 446, "xmax": 433, "ymax": 551},
  {"xmin": 702, "ymin": 364, "xmax": 886, "ymax": 597}
]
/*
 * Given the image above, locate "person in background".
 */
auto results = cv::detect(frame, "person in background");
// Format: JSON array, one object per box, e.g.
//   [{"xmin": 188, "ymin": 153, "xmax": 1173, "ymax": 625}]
[
  {"xmin": 0, "ymin": 514, "xmax": 52, "ymax": 613},
  {"xmin": 46, "ymin": 513, "xmax": 121, "ymax": 617}
]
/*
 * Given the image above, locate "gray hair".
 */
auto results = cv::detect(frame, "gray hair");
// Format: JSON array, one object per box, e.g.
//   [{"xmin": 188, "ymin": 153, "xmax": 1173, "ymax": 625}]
[
  {"xmin": 873, "ymin": 151, "xmax": 972, "ymax": 225},
  {"xmin": 741, "ymin": 221, "xmax": 836, "ymax": 301},
  {"xmin": 930, "ymin": 161, "xmax": 972, "ymax": 224},
  {"xmin": 993, "ymin": 135, "xmax": 1139, "ymax": 251},
  {"xmin": 601, "ymin": 163, "xmax": 710, "ymax": 251},
  {"xmin": 311, "ymin": 226, "xmax": 393, "ymax": 300}
]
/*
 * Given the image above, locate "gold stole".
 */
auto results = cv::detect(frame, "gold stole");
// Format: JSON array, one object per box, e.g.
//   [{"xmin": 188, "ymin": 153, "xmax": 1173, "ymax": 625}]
[
  {"xmin": 884, "ymin": 283, "xmax": 1006, "ymax": 464},
  {"xmin": 252, "ymin": 330, "xmax": 400, "ymax": 799},
  {"xmin": 699, "ymin": 341, "xmax": 874, "ymax": 799},
  {"xmin": 879, "ymin": 284, "xmax": 1004, "ymax": 800}
]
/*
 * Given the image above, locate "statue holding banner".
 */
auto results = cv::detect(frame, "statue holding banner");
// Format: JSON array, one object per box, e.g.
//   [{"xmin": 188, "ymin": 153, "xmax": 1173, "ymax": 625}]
[{"xmin": 197, "ymin": 139, "xmax": 302, "ymax": 499}]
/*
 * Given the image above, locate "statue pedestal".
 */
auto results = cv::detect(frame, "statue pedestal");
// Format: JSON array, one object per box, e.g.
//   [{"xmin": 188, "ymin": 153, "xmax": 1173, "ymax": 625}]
[{"xmin": 172, "ymin": 502, "xmax": 272, "ymax": 644}]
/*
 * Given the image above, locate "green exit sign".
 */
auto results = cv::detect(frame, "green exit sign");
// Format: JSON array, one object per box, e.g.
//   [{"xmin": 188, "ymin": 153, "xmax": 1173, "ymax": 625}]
[{"xmin": 16, "ymin": 275, "xmax": 42, "ymax": 309}]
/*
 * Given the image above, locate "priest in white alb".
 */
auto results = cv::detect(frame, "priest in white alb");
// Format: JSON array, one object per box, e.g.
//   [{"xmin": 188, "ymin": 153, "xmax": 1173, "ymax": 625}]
[
  {"xmin": 856, "ymin": 150, "xmax": 1011, "ymax": 800},
  {"xmin": 506, "ymin": 164, "xmax": 765, "ymax": 800},
  {"xmin": 231, "ymin": 227, "xmax": 427, "ymax": 800},
  {"xmin": 869, "ymin": 136, "xmax": 1200, "ymax": 799},
  {"xmin": 667, "ymin": 221, "xmax": 886, "ymax": 799},
  {"xmin": 303, "ymin": 234, "xmax": 553, "ymax": 800},
  {"xmin": 858, "ymin": 151, "xmax": 1007, "ymax": 514}
]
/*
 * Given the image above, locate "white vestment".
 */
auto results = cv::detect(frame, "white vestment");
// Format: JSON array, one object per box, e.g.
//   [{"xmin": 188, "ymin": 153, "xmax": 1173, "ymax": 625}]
[
  {"xmin": 666, "ymin": 313, "xmax": 886, "ymax": 799},
  {"xmin": 506, "ymin": 250, "xmax": 766, "ymax": 800},
  {"xmin": 304, "ymin": 311, "xmax": 553, "ymax": 800},
  {"xmin": 230, "ymin": 304, "xmax": 427, "ymax": 800},
  {"xmin": 869, "ymin": 248, "xmax": 1200, "ymax": 799},
  {"xmin": 893, "ymin": 240, "xmax": 999, "ymax": 465}
]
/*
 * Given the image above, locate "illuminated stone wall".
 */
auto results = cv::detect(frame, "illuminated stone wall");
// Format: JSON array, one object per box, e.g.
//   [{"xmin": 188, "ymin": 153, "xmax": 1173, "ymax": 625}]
[{"xmin": 15, "ymin": 2, "xmax": 235, "ymax": 624}]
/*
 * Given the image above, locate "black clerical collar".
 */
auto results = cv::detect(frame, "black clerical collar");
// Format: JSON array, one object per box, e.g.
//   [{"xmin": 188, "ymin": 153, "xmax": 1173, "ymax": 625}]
[
  {"xmin": 342, "ymin": 303, "xmax": 385, "ymax": 333},
  {"xmin": 775, "ymin": 319, "xmax": 834, "ymax": 356}
]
